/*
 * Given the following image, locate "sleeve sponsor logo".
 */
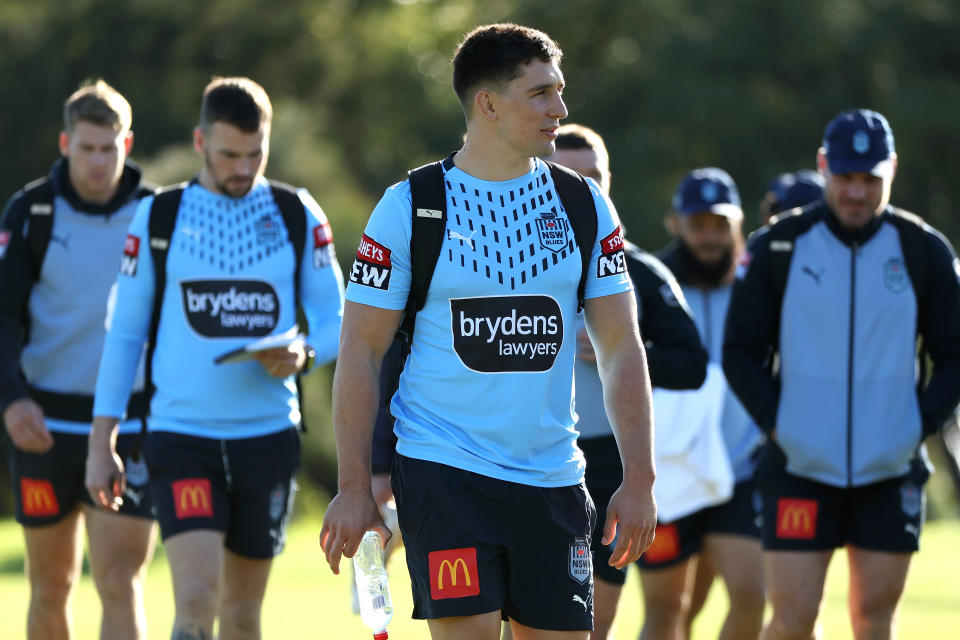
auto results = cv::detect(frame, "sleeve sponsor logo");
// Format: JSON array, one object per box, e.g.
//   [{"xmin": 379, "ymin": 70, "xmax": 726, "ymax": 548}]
[
  {"xmin": 172, "ymin": 478, "xmax": 214, "ymax": 519},
  {"xmin": 0, "ymin": 230, "xmax": 11, "ymax": 260},
  {"xmin": 429, "ymin": 547, "xmax": 479, "ymax": 600},
  {"xmin": 535, "ymin": 212, "xmax": 570, "ymax": 253},
  {"xmin": 312, "ymin": 222, "xmax": 336, "ymax": 269},
  {"xmin": 179, "ymin": 279, "xmax": 279, "ymax": 337},
  {"xmin": 349, "ymin": 234, "xmax": 392, "ymax": 290},
  {"xmin": 20, "ymin": 477, "xmax": 59, "ymax": 517},
  {"xmin": 641, "ymin": 523, "xmax": 680, "ymax": 564},
  {"xmin": 568, "ymin": 537, "xmax": 592, "ymax": 584},
  {"xmin": 451, "ymin": 295, "xmax": 563, "ymax": 373},
  {"xmin": 775, "ymin": 498, "xmax": 818, "ymax": 539},
  {"xmin": 120, "ymin": 234, "xmax": 140, "ymax": 277},
  {"xmin": 597, "ymin": 226, "xmax": 626, "ymax": 278}
]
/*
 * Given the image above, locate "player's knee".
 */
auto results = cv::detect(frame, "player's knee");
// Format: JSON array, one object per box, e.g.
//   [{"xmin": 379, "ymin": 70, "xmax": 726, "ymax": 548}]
[
  {"xmin": 174, "ymin": 578, "xmax": 220, "ymax": 620},
  {"xmin": 27, "ymin": 565, "xmax": 76, "ymax": 609},
  {"xmin": 93, "ymin": 562, "xmax": 142, "ymax": 605},
  {"xmin": 219, "ymin": 603, "xmax": 262, "ymax": 637},
  {"xmin": 850, "ymin": 584, "xmax": 901, "ymax": 628},
  {"xmin": 725, "ymin": 578, "xmax": 766, "ymax": 615},
  {"xmin": 768, "ymin": 593, "xmax": 819, "ymax": 638}
]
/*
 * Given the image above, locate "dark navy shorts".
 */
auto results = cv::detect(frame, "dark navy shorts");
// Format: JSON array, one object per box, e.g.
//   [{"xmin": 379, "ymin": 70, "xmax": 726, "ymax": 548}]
[
  {"xmin": 391, "ymin": 454, "xmax": 596, "ymax": 631},
  {"xmin": 5, "ymin": 430, "xmax": 154, "ymax": 526},
  {"xmin": 635, "ymin": 480, "xmax": 762, "ymax": 572},
  {"xmin": 144, "ymin": 428, "xmax": 299, "ymax": 559},
  {"xmin": 582, "ymin": 435, "xmax": 761, "ymax": 581},
  {"xmin": 756, "ymin": 445, "xmax": 927, "ymax": 552}
]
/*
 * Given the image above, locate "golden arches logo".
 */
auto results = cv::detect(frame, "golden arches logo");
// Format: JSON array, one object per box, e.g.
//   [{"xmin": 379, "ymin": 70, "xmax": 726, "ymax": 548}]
[
  {"xmin": 780, "ymin": 505, "xmax": 812, "ymax": 533},
  {"xmin": 437, "ymin": 558, "xmax": 472, "ymax": 590},
  {"xmin": 179, "ymin": 485, "xmax": 209, "ymax": 511}
]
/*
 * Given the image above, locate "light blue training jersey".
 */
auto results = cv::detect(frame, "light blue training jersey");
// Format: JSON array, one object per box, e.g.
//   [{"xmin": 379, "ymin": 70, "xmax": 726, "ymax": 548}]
[
  {"xmin": 346, "ymin": 159, "xmax": 632, "ymax": 487},
  {"xmin": 94, "ymin": 178, "xmax": 345, "ymax": 439}
]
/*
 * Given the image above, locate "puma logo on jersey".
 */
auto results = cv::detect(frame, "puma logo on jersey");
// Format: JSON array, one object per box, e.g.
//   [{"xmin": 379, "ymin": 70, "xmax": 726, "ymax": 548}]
[
  {"xmin": 448, "ymin": 229, "xmax": 477, "ymax": 249},
  {"xmin": 572, "ymin": 594, "xmax": 589, "ymax": 611},
  {"xmin": 801, "ymin": 266, "xmax": 824, "ymax": 285}
]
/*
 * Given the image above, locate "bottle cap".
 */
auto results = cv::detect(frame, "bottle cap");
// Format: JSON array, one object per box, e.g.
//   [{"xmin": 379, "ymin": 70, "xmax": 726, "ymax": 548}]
[{"xmin": 373, "ymin": 632, "xmax": 388, "ymax": 640}]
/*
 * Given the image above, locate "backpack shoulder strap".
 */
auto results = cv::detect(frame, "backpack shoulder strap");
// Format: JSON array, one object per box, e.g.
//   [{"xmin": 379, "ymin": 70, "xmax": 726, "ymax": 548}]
[
  {"xmin": 543, "ymin": 161, "xmax": 597, "ymax": 311},
  {"xmin": 401, "ymin": 153, "xmax": 454, "ymax": 336},
  {"xmin": 887, "ymin": 208, "xmax": 929, "ymax": 304},
  {"xmin": 141, "ymin": 184, "xmax": 186, "ymax": 435},
  {"xmin": 268, "ymin": 180, "xmax": 307, "ymax": 302},
  {"xmin": 21, "ymin": 178, "xmax": 56, "ymax": 281}
]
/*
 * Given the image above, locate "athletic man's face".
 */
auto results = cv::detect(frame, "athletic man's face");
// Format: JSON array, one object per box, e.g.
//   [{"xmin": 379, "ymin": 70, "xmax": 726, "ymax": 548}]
[
  {"xmin": 550, "ymin": 147, "xmax": 610, "ymax": 195},
  {"xmin": 823, "ymin": 169, "xmax": 892, "ymax": 231},
  {"xmin": 194, "ymin": 121, "xmax": 269, "ymax": 198},
  {"xmin": 59, "ymin": 121, "xmax": 131, "ymax": 204},
  {"xmin": 674, "ymin": 212, "xmax": 740, "ymax": 267},
  {"xmin": 492, "ymin": 59, "xmax": 568, "ymax": 159}
]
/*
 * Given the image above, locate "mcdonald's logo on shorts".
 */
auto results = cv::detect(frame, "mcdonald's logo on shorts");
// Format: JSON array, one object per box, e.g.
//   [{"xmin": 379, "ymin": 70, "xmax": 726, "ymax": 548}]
[
  {"xmin": 20, "ymin": 478, "xmax": 59, "ymax": 517},
  {"xmin": 428, "ymin": 547, "xmax": 479, "ymax": 600},
  {"xmin": 172, "ymin": 478, "xmax": 214, "ymax": 519},
  {"xmin": 642, "ymin": 523, "xmax": 680, "ymax": 564},
  {"xmin": 775, "ymin": 498, "xmax": 818, "ymax": 539}
]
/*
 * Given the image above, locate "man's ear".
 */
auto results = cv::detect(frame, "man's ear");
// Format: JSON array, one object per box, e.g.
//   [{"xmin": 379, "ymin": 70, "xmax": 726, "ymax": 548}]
[
  {"xmin": 124, "ymin": 130, "xmax": 134, "ymax": 155},
  {"xmin": 193, "ymin": 127, "xmax": 205, "ymax": 154},
  {"xmin": 475, "ymin": 89, "xmax": 497, "ymax": 121},
  {"xmin": 664, "ymin": 213, "xmax": 678, "ymax": 237},
  {"xmin": 58, "ymin": 131, "xmax": 70, "ymax": 157}
]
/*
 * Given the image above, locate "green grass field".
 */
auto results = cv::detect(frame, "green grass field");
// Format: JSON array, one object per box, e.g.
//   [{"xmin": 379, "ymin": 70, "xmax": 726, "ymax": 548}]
[{"xmin": 0, "ymin": 514, "xmax": 957, "ymax": 639}]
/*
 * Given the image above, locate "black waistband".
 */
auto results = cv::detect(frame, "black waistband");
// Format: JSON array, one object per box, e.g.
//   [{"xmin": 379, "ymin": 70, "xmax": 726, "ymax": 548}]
[{"xmin": 26, "ymin": 385, "xmax": 147, "ymax": 423}]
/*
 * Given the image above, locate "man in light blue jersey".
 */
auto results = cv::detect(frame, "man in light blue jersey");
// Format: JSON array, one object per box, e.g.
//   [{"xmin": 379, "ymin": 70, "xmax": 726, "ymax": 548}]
[
  {"xmin": 87, "ymin": 77, "xmax": 345, "ymax": 639},
  {"xmin": 0, "ymin": 80, "xmax": 157, "ymax": 640},
  {"xmin": 321, "ymin": 24, "xmax": 656, "ymax": 640}
]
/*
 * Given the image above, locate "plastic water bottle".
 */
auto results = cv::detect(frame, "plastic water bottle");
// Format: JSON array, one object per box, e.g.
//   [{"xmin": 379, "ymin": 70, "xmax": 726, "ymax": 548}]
[{"xmin": 353, "ymin": 530, "xmax": 393, "ymax": 639}]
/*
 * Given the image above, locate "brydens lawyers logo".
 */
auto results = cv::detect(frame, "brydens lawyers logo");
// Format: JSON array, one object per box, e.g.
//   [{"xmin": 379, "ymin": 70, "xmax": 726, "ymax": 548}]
[
  {"xmin": 0, "ymin": 230, "xmax": 11, "ymax": 260},
  {"xmin": 429, "ymin": 547, "xmax": 479, "ymax": 600},
  {"xmin": 776, "ymin": 498, "xmax": 818, "ymax": 539},
  {"xmin": 349, "ymin": 234, "xmax": 391, "ymax": 290},
  {"xmin": 120, "ymin": 234, "xmax": 140, "ymax": 276},
  {"xmin": 569, "ymin": 537, "xmax": 591, "ymax": 584},
  {"xmin": 597, "ymin": 226, "xmax": 626, "ymax": 278},
  {"xmin": 20, "ymin": 478, "xmax": 59, "ymax": 517},
  {"xmin": 172, "ymin": 478, "xmax": 214, "ymax": 519},
  {"xmin": 312, "ymin": 222, "xmax": 335, "ymax": 269},
  {"xmin": 451, "ymin": 295, "xmax": 563, "ymax": 373},
  {"xmin": 179, "ymin": 279, "xmax": 279, "ymax": 338},
  {"xmin": 643, "ymin": 523, "xmax": 680, "ymax": 564}
]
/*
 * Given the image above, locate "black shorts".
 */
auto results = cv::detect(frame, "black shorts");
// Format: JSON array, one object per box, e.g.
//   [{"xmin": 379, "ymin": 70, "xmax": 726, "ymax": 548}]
[
  {"xmin": 583, "ymin": 434, "xmax": 761, "ymax": 580},
  {"xmin": 635, "ymin": 480, "xmax": 762, "ymax": 571},
  {"xmin": 391, "ymin": 454, "xmax": 596, "ymax": 631},
  {"xmin": 756, "ymin": 445, "xmax": 927, "ymax": 552},
  {"xmin": 144, "ymin": 428, "xmax": 299, "ymax": 559},
  {"xmin": 5, "ymin": 430, "xmax": 155, "ymax": 526}
]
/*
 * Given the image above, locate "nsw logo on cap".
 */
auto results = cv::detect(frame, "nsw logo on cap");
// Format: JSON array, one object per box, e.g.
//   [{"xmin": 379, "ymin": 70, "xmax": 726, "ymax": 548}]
[
  {"xmin": 701, "ymin": 181, "xmax": 718, "ymax": 203},
  {"xmin": 852, "ymin": 130, "xmax": 870, "ymax": 154}
]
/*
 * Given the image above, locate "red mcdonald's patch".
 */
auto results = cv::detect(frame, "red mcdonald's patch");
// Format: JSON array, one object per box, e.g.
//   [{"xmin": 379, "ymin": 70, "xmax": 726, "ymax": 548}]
[
  {"xmin": 429, "ymin": 547, "xmax": 479, "ymax": 600},
  {"xmin": 643, "ymin": 523, "xmax": 680, "ymax": 564},
  {"xmin": 20, "ymin": 478, "xmax": 59, "ymax": 517},
  {"xmin": 775, "ymin": 498, "xmax": 818, "ymax": 540},
  {"xmin": 172, "ymin": 478, "xmax": 214, "ymax": 519}
]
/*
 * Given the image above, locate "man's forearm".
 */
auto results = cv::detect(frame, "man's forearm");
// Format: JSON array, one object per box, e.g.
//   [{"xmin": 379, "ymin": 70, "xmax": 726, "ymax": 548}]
[
  {"xmin": 89, "ymin": 415, "xmax": 120, "ymax": 450},
  {"xmin": 599, "ymin": 343, "xmax": 655, "ymax": 484},
  {"xmin": 331, "ymin": 346, "xmax": 382, "ymax": 493}
]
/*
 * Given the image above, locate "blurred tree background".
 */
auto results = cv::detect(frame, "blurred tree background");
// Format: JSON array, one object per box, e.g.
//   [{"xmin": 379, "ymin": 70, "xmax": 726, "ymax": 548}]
[{"xmin": 1, "ymin": 0, "xmax": 958, "ymax": 515}]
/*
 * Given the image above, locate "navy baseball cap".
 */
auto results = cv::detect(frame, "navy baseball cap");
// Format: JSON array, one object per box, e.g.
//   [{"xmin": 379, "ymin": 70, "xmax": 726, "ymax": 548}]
[
  {"xmin": 671, "ymin": 167, "xmax": 742, "ymax": 218},
  {"xmin": 767, "ymin": 170, "xmax": 825, "ymax": 214},
  {"xmin": 822, "ymin": 109, "xmax": 895, "ymax": 177}
]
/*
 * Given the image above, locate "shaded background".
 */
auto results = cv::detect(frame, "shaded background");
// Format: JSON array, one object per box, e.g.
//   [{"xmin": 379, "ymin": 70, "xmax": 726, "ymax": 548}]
[{"xmin": 1, "ymin": 0, "xmax": 958, "ymax": 515}]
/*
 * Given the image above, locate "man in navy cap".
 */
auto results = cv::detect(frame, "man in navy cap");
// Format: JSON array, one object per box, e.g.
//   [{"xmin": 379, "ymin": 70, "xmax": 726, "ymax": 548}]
[
  {"xmin": 725, "ymin": 109, "xmax": 960, "ymax": 639},
  {"xmin": 759, "ymin": 170, "xmax": 825, "ymax": 224},
  {"xmin": 643, "ymin": 168, "xmax": 766, "ymax": 640}
]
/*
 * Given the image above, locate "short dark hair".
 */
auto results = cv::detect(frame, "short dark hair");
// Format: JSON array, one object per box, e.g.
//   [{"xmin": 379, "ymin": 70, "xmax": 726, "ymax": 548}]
[
  {"xmin": 199, "ymin": 76, "xmax": 272, "ymax": 132},
  {"xmin": 556, "ymin": 124, "xmax": 607, "ymax": 156},
  {"xmin": 63, "ymin": 79, "xmax": 132, "ymax": 133},
  {"xmin": 452, "ymin": 23, "xmax": 562, "ymax": 106}
]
